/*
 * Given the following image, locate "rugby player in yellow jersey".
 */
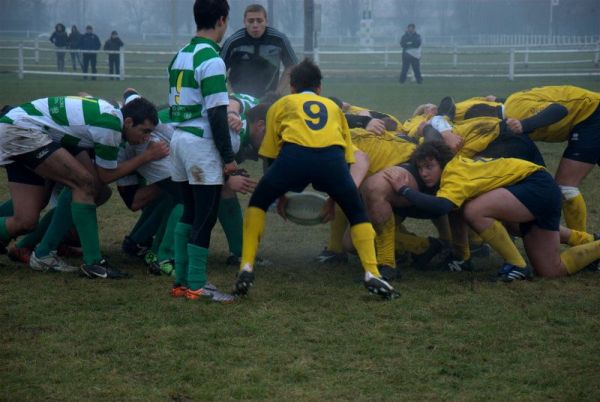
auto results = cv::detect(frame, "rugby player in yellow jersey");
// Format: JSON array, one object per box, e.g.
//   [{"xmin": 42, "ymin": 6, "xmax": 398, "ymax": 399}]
[
  {"xmin": 233, "ymin": 59, "xmax": 398, "ymax": 300},
  {"xmin": 501, "ymin": 85, "xmax": 600, "ymax": 232},
  {"xmin": 385, "ymin": 141, "xmax": 600, "ymax": 280}
]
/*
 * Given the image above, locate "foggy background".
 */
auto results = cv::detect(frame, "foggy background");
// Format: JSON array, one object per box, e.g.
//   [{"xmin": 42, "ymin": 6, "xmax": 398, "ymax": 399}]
[{"xmin": 1, "ymin": 0, "xmax": 598, "ymax": 46}]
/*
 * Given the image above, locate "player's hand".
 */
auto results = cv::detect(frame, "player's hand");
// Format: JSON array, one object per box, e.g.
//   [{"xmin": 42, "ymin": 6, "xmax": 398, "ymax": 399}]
[
  {"xmin": 223, "ymin": 161, "xmax": 238, "ymax": 175},
  {"xmin": 144, "ymin": 140, "xmax": 170, "ymax": 161},
  {"xmin": 485, "ymin": 95, "xmax": 497, "ymax": 102},
  {"xmin": 276, "ymin": 196, "xmax": 289, "ymax": 220},
  {"xmin": 366, "ymin": 118, "xmax": 386, "ymax": 135},
  {"xmin": 320, "ymin": 197, "xmax": 336, "ymax": 223},
  {"xmin": 440, "ymin": 130, "xmax": 463, "ymax": 154},
  {"xmin": 226, "ymin": 175, "xmax": 257, "ymax": 195},
  {"xmin": 383, "ymin": 167, "xmax": 411, "ymax": 192},
  {"xmin": 415, "ymin": 121, "xmax": 429, "ymax": 138},
  {"xmin": 506, "ymin": 118, "xmax": 523, "ymax": 134},
  {"xmin": 357, "ymin": 109, "xmax": 372, "ymax": 117},
  {"xmin": 227, "ymin": 112, "xmax": 243, "ymax": 133}
]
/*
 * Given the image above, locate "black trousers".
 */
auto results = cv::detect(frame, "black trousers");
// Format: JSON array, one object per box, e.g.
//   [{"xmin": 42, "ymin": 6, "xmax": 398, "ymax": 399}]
[
  {"xmin": 82, "ymin": 53, "xmax": 97, "ymax": 79},
  {"xmin": 108, "ymin": 54, "xmax": 120, "ymax": 77},
  {"xmin": 399, "ymin": 53, "xmax": 422, "ymax": 83}
]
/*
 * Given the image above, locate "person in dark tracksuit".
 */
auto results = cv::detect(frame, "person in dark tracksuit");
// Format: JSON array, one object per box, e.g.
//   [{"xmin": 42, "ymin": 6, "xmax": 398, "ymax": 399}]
[
  {"xmin": 103, "ymin": 31, "xmax": 124, "ymax": 80},
  {"xmin": 80, "ymin": 25, "xmax": 101, "ymax": 80},
  {"xmin": 399, "ymin": 23, "xmax": 423, "ymax": 84},
  {"xmin": 50, "ymin": 23, "xmax": 68, "ymax": 72}
]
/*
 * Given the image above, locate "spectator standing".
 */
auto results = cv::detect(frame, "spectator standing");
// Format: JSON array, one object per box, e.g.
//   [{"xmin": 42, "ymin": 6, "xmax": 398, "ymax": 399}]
[
  {"xmin": 80, "ymin": 25, "xmax": 101, "ymax": 80},
  {"xmin": 220, "ymin": 3, "xmax": 297, "ymax": 98},
  {"xmin": 49, "ymin": 23, "xmax": 68, "ymax": 72},
  {"xmin": 103, "ymin": 31, "xmax": 124, "ymax": 80},
  {"xmin": 68, "ymin": 25, "xmax": 82, "ymax": 71},
  {"xmin": 399, "ymin": 23, "xmax": 423, "ymax": 84}
]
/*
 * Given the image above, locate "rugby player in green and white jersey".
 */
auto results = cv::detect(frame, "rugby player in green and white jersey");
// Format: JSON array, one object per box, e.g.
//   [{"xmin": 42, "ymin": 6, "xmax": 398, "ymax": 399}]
[
  {"xmin": 167, "ymin": 0, "xmax": 237, "ymax": 303},
  {"xmin": 0, "ymin": 95, "xmax": 162, "ymax": 278}
]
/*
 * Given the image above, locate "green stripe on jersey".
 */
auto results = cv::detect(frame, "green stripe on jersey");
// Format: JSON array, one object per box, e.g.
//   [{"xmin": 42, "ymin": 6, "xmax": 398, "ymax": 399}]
[
  {"xmin": 178, "ymin": 127, "xmax": 204, "ymax": 137},
  {"xmin": 81, "ymin": 98, "xmax": 101, "ymax": 123},
  {"xmin": 61, "ymin": 134, "xmax": 81, "ymax": 148},
  {"xmin": 20, "ymin": 103, "xmax": 43, "ymax": 116},
  {"xmin": 169, "ymin": 105, "xmax": 202, "ymax": 122},
  {"xmin": 158, "ymin": 109, "xmax": 173, "ymax": 124},
  {"xmin": 94, "ymin": 143, "xmax": 119, "ymax": 162},
  {"xmin": 48, "ymin": 97, "xmax": 68, "ymax": 126},
  {"xmin": 0, "ymin": 116, "xmax": 13, "ymax": 124},
  {"xmin": 93, "ymin": 113, "xmax": 122, "ymax": 132},
  {"xmin": 201, "ymin": 75, "xmax": 227, "ymax": 97},
  {"xmin": 169, "ymin": 69, "xmax": 199, "ymax": 90},
  {"xmin": 192, "ymin": 47, "xmax": 219, "ymax": 69}
]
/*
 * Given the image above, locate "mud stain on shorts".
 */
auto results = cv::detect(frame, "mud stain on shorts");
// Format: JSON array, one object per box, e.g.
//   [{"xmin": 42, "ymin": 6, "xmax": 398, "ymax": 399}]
[{"xmin": 190, "ymin": 165, "xmax": 204, "ymax": 183}]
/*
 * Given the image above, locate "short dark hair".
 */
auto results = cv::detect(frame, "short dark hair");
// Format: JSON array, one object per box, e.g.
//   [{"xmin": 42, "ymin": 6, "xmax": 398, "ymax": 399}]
[
  {"xmin": 246, "ymin": 103, "xmax": 271, "ymax": 125},
  {"xmin": 194, "ymin": 0, "xmax": 230, "ymax": 31},
  {"xmin": 290, "ymin": 58, "xmax": 322, "ymax": 93},
  {"xmin": 410, "ymin": 141, "xmax": 454, "ymax": 170},
  {"xmin": 464, "ymin": 104, "xmax": 503, "ymax": 120},
  {"xmin": 244, "ymin": 4, "xmax": 267, "ymax": 19},
  {"xmin": 408, "ymin": 23, "xmax": 416, "ymax": 29},
  {"xmin": 121, "ymin": 97, "xmax": 158, "ymax": 127}
]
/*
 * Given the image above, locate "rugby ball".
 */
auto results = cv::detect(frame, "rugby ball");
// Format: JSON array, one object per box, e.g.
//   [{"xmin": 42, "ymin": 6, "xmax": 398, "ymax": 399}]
[{"xmin": 284, "ymin": 192, "xmax": 328, "ymax": 226}]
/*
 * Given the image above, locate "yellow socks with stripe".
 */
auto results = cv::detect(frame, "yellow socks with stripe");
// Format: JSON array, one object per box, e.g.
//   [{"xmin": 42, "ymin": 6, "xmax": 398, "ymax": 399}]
[
  {"xmin": 350, "ymin": 222, "xmax": 380, "ymax": 277},
  {"xmin": 240, "ymin": 206, "xmax": 266, "ymax": 270},
  {"xmin": 395, "ymin": 231, "xmax": 429, "ymax": 255},
  {"xmin": 567, "ymin": 229, "xmax": 594, "ymax": 247},
  {"xmin": 562, "ymin": 192, "xmax": 587, "ymax": 232},
  {"xmin": 560, "ymin": 240, "xmax": 600, "ymax": 275},
  {"xmin": 327, "ymin": 204, "xmax": 347, "ymax": 254},
  {"xmin": 479, "ymin": 220, "xmax": 526, "ymax": 268},
  {"xmin": 173, "ymin": 222, "xmax": 191, "ymax": 287},
  {"xmin": 374, "ymin": 216, "xmax": 396, "ymax": 267}
]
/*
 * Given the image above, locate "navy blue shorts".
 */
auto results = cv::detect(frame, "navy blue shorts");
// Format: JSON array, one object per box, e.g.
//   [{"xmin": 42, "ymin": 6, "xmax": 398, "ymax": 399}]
[
  {"xmin": 249, "ymin": 143, "xmax": 369, "ymax": 225},
  {"xmin": 505, "ymin": 170, "xmax": 561, "ymax": 231},
  {"xmin": 563, "ymin": 103, "xmax": 600, "ymax": 165}
]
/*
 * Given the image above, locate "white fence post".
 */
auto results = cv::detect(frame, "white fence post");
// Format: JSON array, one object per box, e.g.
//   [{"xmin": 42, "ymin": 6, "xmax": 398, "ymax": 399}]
[
  {"xmin": 384, "ymin": 46, "xmax": 388, "ymax": 67},
  {"xmin": 453, "ymin": 45, "xmax": 458, "ymax": 68},
  {"xmin": 18, "ymin": 44, "xmax": 24, "ymax": 79},
  {"xmin": 508, "ymin": 48, "xmax": 515, "ymax": 81},
  {"xmin": 314, "ymin": 46, "xmax": 320, "ymax": 65},
  {"xmin": 34, "ymin": 36, "xmax": 39, "ymax": 64},
  {"xmin": 120, "ymin": 49, "xmax": 125, "ymax": 80},
  {"xmin": 524, "ymin": 46, "xmax": 529, "ymax": 68},
  {"xmin": 595, "ymin": 41, "xmax": 600, "ymax": 67}
]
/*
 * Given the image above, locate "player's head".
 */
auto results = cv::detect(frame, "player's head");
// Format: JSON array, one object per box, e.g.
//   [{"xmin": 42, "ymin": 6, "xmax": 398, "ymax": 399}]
[
  {"xmin": 407, "ymin": 23, "xmax": 416, "ymax": 32},
  {"xmin": 121, "ymin": 97, "xmax": 158, "ymax": 144},
  {"xmin": 244, "ymin": 4, "xmax": 267, "ymax": 38},
  {"xmin": 413, "ymin": 103, "xmax": 437, "ymax": 117},
  {"xmin": 55, "ymin": 23, "xmax": 65, "ymax": 32},
  {"xmin": 246, "ymin": 102, "xmax": 271, "ymax": 150},
  {"xmin": 410, "ymin": 141, "xmax": 454, "ymax": 188},
  {"xmin": 464, "ymin": 104, "xmax": 503, "ymax": 119},
  {"xmin": 290, "ymin": 58, "xmax": 322, "ymax": 94},
  {"xmin": 194, "ymin": 0, "xmax": 230, "ymax": 40},
  {"xmin": 85, "ymin": 25, "xmax": 93, "ymax": 33}
]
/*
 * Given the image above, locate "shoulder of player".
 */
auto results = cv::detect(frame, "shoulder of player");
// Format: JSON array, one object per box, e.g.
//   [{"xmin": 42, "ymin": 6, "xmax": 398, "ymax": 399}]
[
  {"xmin": 263, "ymin": 27, "xmax": 293, "ymax": 43},
  {"xmin": 221, "ymin": 28, "xmax": 248, "ymax": 47}
]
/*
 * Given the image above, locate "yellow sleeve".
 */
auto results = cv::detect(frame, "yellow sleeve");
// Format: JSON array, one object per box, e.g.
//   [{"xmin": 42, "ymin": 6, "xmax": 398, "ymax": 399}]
[
  {"xmin": 340, "ymin": 108, "xmax": 356, "ymax": 164},
  {"xmin": 258, "ymin": 100, "xmax": 283, "ymax": 159}
]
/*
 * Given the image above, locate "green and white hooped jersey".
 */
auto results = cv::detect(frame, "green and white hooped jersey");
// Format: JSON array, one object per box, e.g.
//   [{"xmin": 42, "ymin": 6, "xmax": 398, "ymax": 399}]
[
  {"xmin": 231, "ymin": 93, "xmax": 259, "ymax": 147},
  {"xmin": 0, "ymin": 96, "xmax": 123, "ymax": 169},
  {"xmin": 167, "ymin": 36, "xmax": 229, "ymax": 140}
]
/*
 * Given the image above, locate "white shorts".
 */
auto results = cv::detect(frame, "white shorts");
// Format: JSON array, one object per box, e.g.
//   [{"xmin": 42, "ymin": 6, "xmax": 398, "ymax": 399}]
[
  {"xmin": 0, "ymin": 123, "xmax": 53, "ymax": 165},
  {"xmin": 170, "ymin": 130, "xmax": 224, "ymax": 185}
]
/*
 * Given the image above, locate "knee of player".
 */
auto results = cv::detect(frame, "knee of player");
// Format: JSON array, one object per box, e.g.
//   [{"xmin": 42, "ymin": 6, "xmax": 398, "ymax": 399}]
[
  {"xmin": 12, "ymin": 215, "xmax": 38, "ymax": 234},
  {"xmin": 94, "ymin": 184, "xmax": 112, "ymax": 206}
]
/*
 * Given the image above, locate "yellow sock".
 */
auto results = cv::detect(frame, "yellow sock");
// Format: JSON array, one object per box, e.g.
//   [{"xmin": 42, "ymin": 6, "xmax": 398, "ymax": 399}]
[
  {"xmin": 567, "ymin": 229, "xmax": 593, "ymax": 247},
  {"xmin": 350, "ymin": 222, "xmax": 380, "ymax": 277},
  {"xmin": 561, "ymin": 240, "xmax": 600, "ymax": 275},
  {"xmin": 435, "ymin": 216, "xmax": 452, "ymax": 243},
  {"xmin": 563, "ymin": 193, "xmax": 587, "ymax": 232},
  {"xmin": 240, "ymin": 206, "xmax": 266, "ymax": 270},
  {"xmin": 327, "ymin": 204, "xmax": 347, "ymax": 253},
  {"xmin": 396, "ymin": 231, "xmax": 429, "ymax": 254},
  {"xmin": 374, "ymin": 216, "xmax": 396, "ymax": 268},
  {"xmin": 479, "ymin": 220, "xmax": 527, "ymax": 268},
  {"xmin": 468, "ymin": 229, "xmax": 484, "ymax": 246}
]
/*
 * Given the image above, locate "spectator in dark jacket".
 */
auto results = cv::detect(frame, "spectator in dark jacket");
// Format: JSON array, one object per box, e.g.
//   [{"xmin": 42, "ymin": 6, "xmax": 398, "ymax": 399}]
[
  {"xmin": 50, "ymin": 23, "xmax": 68, "ymax": 72},
  {"xmin": 103, "ymin": 31, "xmax": 124, "ymax": 79},
  {"xmin": 80, "ymin": 25, "xmax": 101, "ymax": 80},
  {"xmin": 68, "ymin": 25, "xmax": 82, "ymax": 71},
  {"xmin": 399, "ymin": 23, "xmax": 423, "ymax": 84}
]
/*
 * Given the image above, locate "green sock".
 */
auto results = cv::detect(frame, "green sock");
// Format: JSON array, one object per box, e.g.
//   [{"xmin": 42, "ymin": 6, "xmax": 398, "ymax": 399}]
[
  {"xmin": 71, "ymin": 202, "xmax": 102, "ymax": 265},
  {"xmin": 35, "ymin": 189, "xmax": 73, "ymax": 258},
  {"xmin": 173, "ymin": 222, "xmax": 191, "ymax": 287},
  {"xmin": 187, "ymin": 244, "xmax": 208, "ymax": 291},
  {"xmin": 0, "ymin": 200, "xmax": 14, "ymax": 217},
  {"xmin": 0, "ymin": 217, "xmax": 10, "ymax": 243},
  {"xmin": 130, "ymin": 195, "xmax": 174, "ymax": 245},
  {"xmin": 16, "ymin": 208, "xmax": 55, "ymax": 249},
  {"xmin": 218, "ymin": 197, "xmax": 243, "ymax": 257},
  {"xmin": 158, "ymin": 204, "xmax": 182, "ymax": 262}
]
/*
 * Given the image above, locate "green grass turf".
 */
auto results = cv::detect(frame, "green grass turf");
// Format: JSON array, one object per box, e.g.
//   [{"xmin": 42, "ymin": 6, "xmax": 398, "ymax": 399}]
[{"xmin": 1, "ymin": 73, "xmax": 600, "ymax": 401}]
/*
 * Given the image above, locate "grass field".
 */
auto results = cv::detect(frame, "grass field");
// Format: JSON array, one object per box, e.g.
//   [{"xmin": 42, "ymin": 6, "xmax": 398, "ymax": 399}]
[{"xmin": 1, "ymin": 72, "xmax": 600, "ymax": 401}]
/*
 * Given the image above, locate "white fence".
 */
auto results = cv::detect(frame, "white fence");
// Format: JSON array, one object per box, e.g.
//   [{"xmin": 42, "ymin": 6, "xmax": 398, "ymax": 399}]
[{"xmin": 2, "ymin": 42, "xmax": 599, "ymax": 81}]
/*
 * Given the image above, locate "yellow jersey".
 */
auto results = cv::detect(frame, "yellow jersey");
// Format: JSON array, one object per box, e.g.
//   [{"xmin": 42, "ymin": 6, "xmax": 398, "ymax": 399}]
[
  {"xmin": 454, "ymin": 97, "xmax": 503, "ymax": 123},
  {"xmin": 403, "ymin": 114, "xmax": 430, "ymax": 138},
  {"xmin": 350, "ymin": 129, "xmax": 417, "ymax": 175},
  {"xmin": 346, "ymin": 104, "xmax": 404, "ymax": 132},
  {"xmin": 259, "ymin": 92, "xmax": 355, "ymax": 163},
  {"xmin": 504, "ymin": 86, "xmax": 600, "ymax": 142},
  {"xmin": 437, "ymin": 156, "xmax": 544, "ymax": 207},
  {"xmin": 453, "ymin": 117, "xmax": 503, "ymax": 158}
]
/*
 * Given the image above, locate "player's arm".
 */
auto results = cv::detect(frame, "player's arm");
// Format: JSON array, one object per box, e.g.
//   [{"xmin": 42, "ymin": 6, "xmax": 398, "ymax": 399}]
[
  {"xmin": 227, "ymin": 97, "xmax": 243, "ymax": 133},
  {"xmin": 207, "ymin": 105, "xmax": 237, "ymax": 173},
  {"xmin": 276, "ymin": 66, "xmax": 293, "ymax": 96},
  {"xmin": 515, "ymin": 103, "xmax": 569, "ymax": 134},
  {"xmin": 396, "ymin": 187, "xmax": 455, "ymax": 218},
  {"xmin": 276, "ymin": 35, "xmax": 298, "ymax": 95},
  {"xmin": 96, "ymin": 140, "xmax": 169, "ymax": 184},
  {"xmin": 117, "ymin": 183, "xmax": 162, "ymax": 212},
  {"xmin": 350, "ymin": 149, "xmax": 369, "ymax": 188}
]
